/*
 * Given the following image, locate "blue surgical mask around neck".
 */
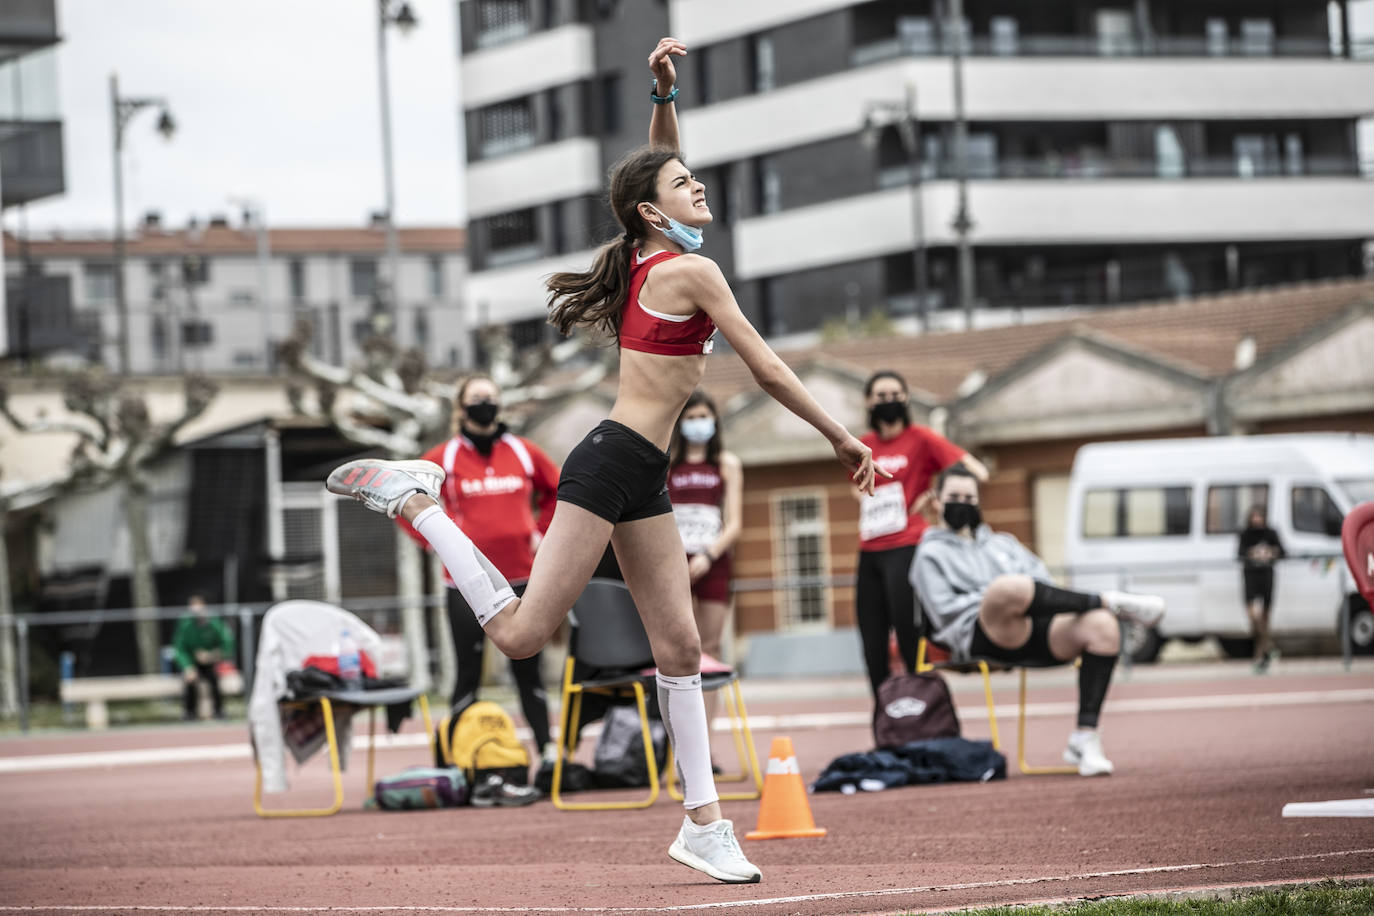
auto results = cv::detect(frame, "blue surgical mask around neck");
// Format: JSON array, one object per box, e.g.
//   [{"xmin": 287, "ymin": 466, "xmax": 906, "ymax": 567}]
[
  {"xmin": 647, "ymin": 205, "xmax": 703, "ymax": 252},
  {"xmin": 680, "ymin": 417, "xmax": 716, "ymax": 444}
]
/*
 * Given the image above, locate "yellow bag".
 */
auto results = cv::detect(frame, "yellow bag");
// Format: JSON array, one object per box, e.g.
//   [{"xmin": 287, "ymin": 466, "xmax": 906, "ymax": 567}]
[{"xmin": 437, "ymin": 700, "xmax": 530, "ymax": 785}]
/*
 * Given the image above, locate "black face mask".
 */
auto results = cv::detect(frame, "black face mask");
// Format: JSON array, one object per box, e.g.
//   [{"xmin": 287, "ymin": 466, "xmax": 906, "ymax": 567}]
[
  {"xmin": 463, "ymin": 402, "xmax": 499, "ymax": 428},
  {"xmin": 943, "ymin": 502, "xmax": 982, "ymax": 532},
  {"xmin": 462, "ymin": 421, "xmax": 508, "ymax": 456},
  {"xmin": 868, "ymin": 400, "xmax": 909, "ymax": 429}
]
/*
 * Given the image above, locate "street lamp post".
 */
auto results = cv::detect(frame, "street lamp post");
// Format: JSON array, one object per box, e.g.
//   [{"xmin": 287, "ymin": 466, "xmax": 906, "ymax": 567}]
[
  {"xmin": 110, "ymin": 73, "xmax": 174, "ymax": 375},
  {"xmin": 863, "ymin": 83, "xmax": 929, "ymax": 331},
  {"xmin": 376, "ymin": 0, "xmax": 417, "ymax": 337}
]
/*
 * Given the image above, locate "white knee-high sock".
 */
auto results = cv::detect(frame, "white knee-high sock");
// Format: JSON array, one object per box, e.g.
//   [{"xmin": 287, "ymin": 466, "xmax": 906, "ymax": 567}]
[
  {"xmin": 656, "ymin": 672, "xmax": 718, "ymax": 810},
  {"xmin": 412, "ymin": 504, "xmax": 515, "ymax": 626}
]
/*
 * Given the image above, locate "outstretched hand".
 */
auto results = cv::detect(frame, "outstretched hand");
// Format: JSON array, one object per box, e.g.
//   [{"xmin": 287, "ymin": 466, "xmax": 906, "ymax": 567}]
[
  {"xmin": 649, "ymin": 36, "xmax": 687, "ymax": 91},
  {"xmin": 835, "ymin": 435, "xmax": 891, "ymax": 496}
]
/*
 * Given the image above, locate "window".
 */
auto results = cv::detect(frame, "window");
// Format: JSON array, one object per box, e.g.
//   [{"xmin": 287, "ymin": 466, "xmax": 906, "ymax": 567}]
[
  {"xmin": 771, "ymin": 490, "xmax": 832, "ymax": 628},
  {"xmin": 233, "ymin": 350, "xmax": 262, "ymax": 367},
  {"xmin": 1239, "ymin": 18, "xmax": 1274, "ymax": 56},
  {"xmin": 1205, "ymin": 18, "xmax": 1228, "ymax": 56},
  {"xmin": 181, "ymin": 320, "xmax": 213, "ymax": 347},
  {"xmin": 479, "ymin": 98, "xmax": 535, "ymax": 157},
  {"xmin": 549, "ymin": 200, "xmax": 566, "ymax": 255},
  {"xmin": 755, "ymin": 156, "xmax": 781, "ymax": 215},
  {"xmin": 1283, "ymin": 133, "xmax": 1304, "ymax": 176},
  {"xmin": 1082, "ymin": 486, "xmax": 1191, "ymax": 538},
  {"xmin": 147, "ymin": 260, "xmax": 166, "ymax": 301},
  {"xmin": 350, "ymin": 259, "xmax": 378, "ymax": 299},
  {"xmin": 230, "ymin": 289, "xmax": 255, "ymax": 307},
  {"xmin": 488, "ymin": 209, "xmax": 537, "ymax": 250},
  {"xmin": 180, "ymin": 256, "xmax": 209, "ymax": 285},
  {"xmin": 1155, "ymin": 125, "xmax": 1185, "ymax": 178},
  {"xmin": 599, "ymin": 75, "xmax": 621, "ymax": 135},
  {"xmin": 475, "ymin": 0, "xmax": 530, "ymax": 48},
  {"xmin": 289, "ymin": 258, "xmax": 306, "ymax": 302},
  {"xmin": 751, "ymin": 34, "xmax": 776, "ymax": 93},
  {"xmin": 1095, "ymin": 9, "xmax": 1134, "ymax": 56},
  {"xmin": 758, "ymin": 277, "xmax": 782, "ymax": 336},
  {"xmin": 897, "ymin": 16, "xmax": 935, "ymax": 54},
  {"xmin": 150, "ymin": 315, "xmax": 168, "ymax": 361},
  {"xmin": 990, "ymin": 16, "xmax": 1019, "ymax": 56},
  {"xmin": 427, "ymin": 256, "xmax": 445, "ymax": 299},
  {"xmin": 84, "ymin": 263, "xmax": 115, "ymax": 302},
  {"xmin": 1291, "ymin": 486, "xmax": 1342, "ymax": 536},
  {"xmin": 1205, "ymin": 484, "xmax": 1269, "ymax": 535},
  {"xmin": 697, "ymin": 45, "xmax": 712, "ymax": 104}
]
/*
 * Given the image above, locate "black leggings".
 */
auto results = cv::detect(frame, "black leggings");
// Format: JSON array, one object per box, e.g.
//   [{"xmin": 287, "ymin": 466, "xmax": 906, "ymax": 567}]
[
  {"xmin": 447, "ymin": 584, "xmax": 551, "ymax": 750},
  {"xmin": 855, "ymin": 545, "xmax": 921, "ymax": 697}
]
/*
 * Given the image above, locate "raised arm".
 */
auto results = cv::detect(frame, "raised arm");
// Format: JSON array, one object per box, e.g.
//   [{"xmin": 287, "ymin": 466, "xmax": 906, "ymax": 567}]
[
  {"xmin": 664, "ymin": 256, "xmax": 887, "ymax": 493},
  {"xmin": 648, "ymin": 37, "xmax": 686, "ymax": 151}
]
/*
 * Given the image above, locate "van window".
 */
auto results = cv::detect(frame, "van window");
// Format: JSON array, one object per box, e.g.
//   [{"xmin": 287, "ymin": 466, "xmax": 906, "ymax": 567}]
[
  {"xmin": 1205, "ymin": 484, "xmax": 1269, "ymax": 535},
  {"xmin": 1083, "ymin": 486, "xmax": 1191, "ymax": 538},
  {"xmin": 1291, "ymin": 486, "xmax": 1342, "ymax": 536}
]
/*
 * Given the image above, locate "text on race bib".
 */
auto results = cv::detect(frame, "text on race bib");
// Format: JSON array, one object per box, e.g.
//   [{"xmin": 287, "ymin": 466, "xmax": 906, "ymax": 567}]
[
  {"xmin": 860, "ymin": 482, "xmax": 909, "ymax": 542},
  {"xmin": 674, "ymin": 503, "xmax": 724, "ymax": 555}
]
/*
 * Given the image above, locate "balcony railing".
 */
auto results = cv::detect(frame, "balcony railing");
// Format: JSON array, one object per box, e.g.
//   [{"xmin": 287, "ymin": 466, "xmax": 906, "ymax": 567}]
[
  {"xmin": 0, "ymin": 119, "xmax": 64, "ymax": 206},
  {"xmin": 853, "ymin": 34, "xmax": 1373, "ymax": 66}
]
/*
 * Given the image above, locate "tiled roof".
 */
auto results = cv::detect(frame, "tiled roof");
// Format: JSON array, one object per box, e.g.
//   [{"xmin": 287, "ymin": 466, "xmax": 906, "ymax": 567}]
[
  {"xmin": 695, "ymin": 276, "xmax": 1374, "ymax": 405},
  {"xmin": 2, "ymin": 225, "xmax": 467, "ymax": 258}
]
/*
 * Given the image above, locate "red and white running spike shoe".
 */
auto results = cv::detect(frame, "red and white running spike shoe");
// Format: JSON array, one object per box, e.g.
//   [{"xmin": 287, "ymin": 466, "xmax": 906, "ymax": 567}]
[{"xmin": 326, "ymin": 458, "xmax": 444, "ymax": 518}]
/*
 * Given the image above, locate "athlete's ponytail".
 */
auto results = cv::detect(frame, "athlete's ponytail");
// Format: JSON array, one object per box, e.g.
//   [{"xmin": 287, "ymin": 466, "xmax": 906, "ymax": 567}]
[{"xmin": 546, "ymin": 146, "xmax": 683, "ymax": 340}]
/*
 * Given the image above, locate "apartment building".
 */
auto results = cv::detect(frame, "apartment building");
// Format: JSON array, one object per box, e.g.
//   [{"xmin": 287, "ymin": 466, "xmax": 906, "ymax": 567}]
[
  {"xmin": 458, "ymin": 0, "xmax": 1374, "ymax": 341},
  {"xmin": 1, "ymin": 0, "xmax": 66, "ymax": 359},
  {"xmin": 2, "ymin": 214, "xmax": 469, "ymax": 374}
]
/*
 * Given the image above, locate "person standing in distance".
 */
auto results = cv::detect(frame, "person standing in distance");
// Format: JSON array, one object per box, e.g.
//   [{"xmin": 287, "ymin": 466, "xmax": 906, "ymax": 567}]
[
  {"xmin": 1237, "ymin": 505, "xmax": 1284, "ymax": 673},
  {"xmin": 398, "ymin": 374, "xmax": 560, "ymax": 765},
  {"xmin": 172, "ymin": 595, "xmax": 234, "ymax": 721},
  {"xmin": 856, "ymin": 369, "xmax": 986, "ymax": 698},
  {"xmin": 667, "ymin": 390, "xmax": 742, "ymax": 763},
  {"xmin": 326, "ymin": 36, "xmax": 884, "ymax": 884}
]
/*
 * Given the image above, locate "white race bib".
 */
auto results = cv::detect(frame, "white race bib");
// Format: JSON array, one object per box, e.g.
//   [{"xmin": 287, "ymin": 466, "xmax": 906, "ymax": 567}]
[
  {"xmin": 860, "ymin": 482, "xmax": 909, "ymax": 542},
  {"xmin": 673, "ymin": 503, "xmax": 723, "ymax": 555}
]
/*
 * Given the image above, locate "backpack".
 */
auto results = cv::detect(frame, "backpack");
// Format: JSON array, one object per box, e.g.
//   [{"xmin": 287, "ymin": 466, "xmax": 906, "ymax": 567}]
[
  {"xmin": 592, "ymin": 705, "xmax": 668, "ymax": 789},
  {"xmin": 374, "ymin": 766, "xmax": 467, "ymax": 810},
  {"xmin": 435, "ymin": 699, "xmax": 531, "ymax": 787},
  {"xmin": 873, "ymin": 672, "xmax": 960, "ymax": 749}
]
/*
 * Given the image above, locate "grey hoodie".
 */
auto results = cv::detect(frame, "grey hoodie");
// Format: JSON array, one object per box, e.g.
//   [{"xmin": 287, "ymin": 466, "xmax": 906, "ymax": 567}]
[{"xmin": 910, "ymin": 523, "xmax": 1051, "ymax": 663}]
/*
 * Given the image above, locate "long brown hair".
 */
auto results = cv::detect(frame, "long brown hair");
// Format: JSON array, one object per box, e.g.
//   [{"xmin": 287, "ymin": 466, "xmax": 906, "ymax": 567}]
[
  {"xmin": 546, "ymin": 146, "xmax": 684, "ymax": 340},
  {"xmin": 669, "ymin": 389, "xmax": 723, "ymax": 469}
]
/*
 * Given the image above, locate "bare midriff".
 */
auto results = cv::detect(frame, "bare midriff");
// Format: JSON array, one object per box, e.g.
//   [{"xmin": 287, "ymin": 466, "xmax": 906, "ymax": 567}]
[{"xmin": 608, "ymin": 347, "xmax": 708, "ymax": 451}]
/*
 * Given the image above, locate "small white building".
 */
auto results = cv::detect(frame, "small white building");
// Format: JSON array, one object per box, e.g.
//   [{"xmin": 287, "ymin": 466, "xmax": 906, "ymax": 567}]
[{"xmin": 3, "ymin": 214, "xmax": 470, "ymax": 374}]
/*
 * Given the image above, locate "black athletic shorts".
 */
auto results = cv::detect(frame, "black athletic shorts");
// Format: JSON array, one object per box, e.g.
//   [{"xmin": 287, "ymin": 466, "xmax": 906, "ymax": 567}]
[
  {"xmin": 557, "ymin": 419, "xmax": 673, "ymax": 523},
  {"xmin": 1243, "ymin": 567, "xmax": 1274, "ymax": 611},
  {"xmin": 970, "ymin": 614, "xmax": 1056, "ymax": 666}
]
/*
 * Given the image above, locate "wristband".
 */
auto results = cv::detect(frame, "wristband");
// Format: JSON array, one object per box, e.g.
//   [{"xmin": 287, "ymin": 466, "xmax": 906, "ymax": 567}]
[{"xmin": 650, "ymin": 79, "xmax": 679, "ymax": 105}]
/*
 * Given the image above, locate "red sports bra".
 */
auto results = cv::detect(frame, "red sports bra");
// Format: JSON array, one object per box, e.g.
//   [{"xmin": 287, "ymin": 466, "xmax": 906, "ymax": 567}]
[{"xmin": 619, "ymin": 249, "xmax": 717, "ymax": 355}]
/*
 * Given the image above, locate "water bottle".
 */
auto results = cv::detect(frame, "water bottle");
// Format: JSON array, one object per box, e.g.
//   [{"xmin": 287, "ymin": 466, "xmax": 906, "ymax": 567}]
[{"xmin": 338, "ymin": 628, "xmax": 362, "ymax": 689}]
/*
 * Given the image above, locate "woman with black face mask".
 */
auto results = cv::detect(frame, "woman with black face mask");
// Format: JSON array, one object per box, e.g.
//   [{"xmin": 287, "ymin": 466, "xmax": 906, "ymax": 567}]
[
  {"xmin": 853, "ymin": 370, "xmax": 988, "ymax": 699},
  {"xmin": 397, "ymin": 374, "xmax": 562, "ymax": 770}
]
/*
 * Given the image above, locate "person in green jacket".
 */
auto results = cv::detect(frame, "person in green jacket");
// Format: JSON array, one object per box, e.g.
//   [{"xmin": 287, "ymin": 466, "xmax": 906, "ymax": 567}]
[{"xmin": 172, "ymin": 595, "xmax": 234, "ymax": 720}]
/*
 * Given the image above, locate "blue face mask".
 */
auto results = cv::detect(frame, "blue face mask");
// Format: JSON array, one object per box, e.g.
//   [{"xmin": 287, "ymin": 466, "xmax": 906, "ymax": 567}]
[
  {"xmin": 647, "ymin": 205, "xmax": 703, "ymax": 252},
  {"xmin": 680, "ymin": 417, "xmax": 715, "ymax": 444}
]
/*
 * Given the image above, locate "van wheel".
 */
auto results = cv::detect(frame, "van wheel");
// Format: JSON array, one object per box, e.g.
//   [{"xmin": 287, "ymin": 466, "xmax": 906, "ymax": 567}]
[
  {"xmin": 1125, "ymin": 626, "xmax": 1163, "ymax": 664},
  {"xmin": 1217, "ymin": 637, "xmax": 1255, "ymax": 659},
  {"xmin": 1348, "ymin": 595, "xmax": 1374, "ymax": 656}
]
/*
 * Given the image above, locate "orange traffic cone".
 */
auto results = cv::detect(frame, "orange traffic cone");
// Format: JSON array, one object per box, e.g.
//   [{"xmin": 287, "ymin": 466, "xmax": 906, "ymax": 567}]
[{"xmin": 745, "ymin": 736, "xmax": 827, "ymax": 840}]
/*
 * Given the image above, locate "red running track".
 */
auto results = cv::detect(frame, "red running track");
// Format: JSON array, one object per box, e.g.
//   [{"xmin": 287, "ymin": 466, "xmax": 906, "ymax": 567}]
[{"xmin": 1, "ymin": 659, "xmax": 1372, "ymax": 915}]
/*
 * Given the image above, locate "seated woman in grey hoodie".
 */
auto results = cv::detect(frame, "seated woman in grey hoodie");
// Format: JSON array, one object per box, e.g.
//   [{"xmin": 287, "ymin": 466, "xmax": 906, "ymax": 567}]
[{"xmin": 909, "ymin": 464, "xmax": 1165, "ymax": 776}]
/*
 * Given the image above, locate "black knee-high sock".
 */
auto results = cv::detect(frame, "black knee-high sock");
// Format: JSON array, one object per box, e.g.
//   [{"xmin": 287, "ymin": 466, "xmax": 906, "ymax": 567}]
[
  {"xmin": 1076, "ymin": 651, "xmax": 1117, "ymax": 729},
  {"xmin": 1026, "ymin": 581, "xmax": 1101, "ymax": 619}
]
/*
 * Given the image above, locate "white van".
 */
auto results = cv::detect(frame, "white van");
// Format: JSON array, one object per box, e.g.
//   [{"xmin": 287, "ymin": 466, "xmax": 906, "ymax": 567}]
[{"xmin": 1064, "ymin": 434, "xmax": 1374, "ymax": 661}]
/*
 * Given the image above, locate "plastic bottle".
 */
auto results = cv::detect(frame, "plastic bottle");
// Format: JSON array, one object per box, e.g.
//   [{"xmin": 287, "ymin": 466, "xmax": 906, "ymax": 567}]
[{"xmin": 338, "ymin": 628, "xmax": 362, "ymax": 689}]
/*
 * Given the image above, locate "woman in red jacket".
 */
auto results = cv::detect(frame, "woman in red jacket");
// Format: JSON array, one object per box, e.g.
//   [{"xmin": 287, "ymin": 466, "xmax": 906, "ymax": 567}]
[{"xmin": 402, "ymin": 374, "xmax": 560, "ymax": 762}]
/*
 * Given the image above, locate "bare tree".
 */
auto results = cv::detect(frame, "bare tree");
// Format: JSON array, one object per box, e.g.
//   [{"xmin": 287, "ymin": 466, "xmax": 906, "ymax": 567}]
[
  {"xmin": 277, "ymin": 321, "xmax": 611, "ymax": 695},
  {"xmin": 0, "ymin": 373, "xmax": 218, "ymax": 675}
]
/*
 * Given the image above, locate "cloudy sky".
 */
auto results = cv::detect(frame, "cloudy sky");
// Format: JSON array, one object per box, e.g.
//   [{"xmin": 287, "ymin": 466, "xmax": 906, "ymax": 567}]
[
  {"xmin": 8, "ymin": 0, "xmax": 465, "ymax": 234},
  {"xmin": 5, "ymin": 0, "xmax": 1373, "ymax": 236}
]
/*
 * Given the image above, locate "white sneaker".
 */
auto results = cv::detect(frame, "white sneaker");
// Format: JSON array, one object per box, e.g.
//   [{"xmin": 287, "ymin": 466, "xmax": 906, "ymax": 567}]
[
  {"xmin": 668, "ymin": 817, "xmax": 762, "ymax": 884},
  {"xmin": 1064, "ymin": 730, "xmax": 1114, "ymax": 777},
  {"xmin": 326, "ymin": 458, "xmax": 444, "ymax": 518},
  {"xmin": 1100, "ymin": 590, "xmax": 1166, "ymax": 628}
]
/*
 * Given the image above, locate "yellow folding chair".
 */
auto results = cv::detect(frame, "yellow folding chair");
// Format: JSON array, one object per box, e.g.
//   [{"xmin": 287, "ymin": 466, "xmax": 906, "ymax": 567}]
[
  {"xmin": 551, "ymin": 579, "xmax": 663, "ymax": 810},
  {"xmin": 663, "ymin": 658, "xmax": 762, "ymax": 803},
  {"xmin": 916, "ymin": 637, "xmax": 1076, "ymax": 776}
]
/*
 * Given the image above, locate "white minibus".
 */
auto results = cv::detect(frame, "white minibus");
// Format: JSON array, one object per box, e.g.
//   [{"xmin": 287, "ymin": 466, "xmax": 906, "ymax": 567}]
[{"xmin": 1065, "ymin": 434, "xmax": 1374, "ymax": 661}]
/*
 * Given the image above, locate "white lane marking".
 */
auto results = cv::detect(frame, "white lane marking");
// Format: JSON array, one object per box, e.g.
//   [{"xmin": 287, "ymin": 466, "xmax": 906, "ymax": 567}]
[
  {"xmin": 3, "ymin": 687, "xmax": 1373, "ymax": 776},
  {"xmin": 1283, "ymin": 798, "xmax": 1374, "ymax": 817},
  {"xmin": 0, "ymin": 849, "xmax": 1371, "ymax": 913}
]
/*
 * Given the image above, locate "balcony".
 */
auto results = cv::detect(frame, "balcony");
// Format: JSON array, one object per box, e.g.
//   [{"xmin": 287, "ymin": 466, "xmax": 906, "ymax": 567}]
[
  {"xmin": 460, "ymin": 24, "xmax": 595, "ymax": 109},
  {"xmin": 0, "ymin": 119, "xmax": 64, "ymax": 206},
  {"xmin": 467, "ymin": 138, "xmax": 601, "ymax": 219},
  {"xmin": 852, "ymin": 34, "xmax": 1366, "ymax": 66},
  {"xmin": 0, "ymin": 0, "xmax": 59, "ymax": 61},
  {"xmin": 4, "ymin": 273, "xmax": 85, "ymax": 359}
]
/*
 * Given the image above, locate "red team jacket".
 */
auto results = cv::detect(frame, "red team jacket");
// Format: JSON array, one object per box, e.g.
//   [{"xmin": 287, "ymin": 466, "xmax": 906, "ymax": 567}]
[{"xmin": 399, "ymin": 432, "xmax": 559, "ymax": 585}]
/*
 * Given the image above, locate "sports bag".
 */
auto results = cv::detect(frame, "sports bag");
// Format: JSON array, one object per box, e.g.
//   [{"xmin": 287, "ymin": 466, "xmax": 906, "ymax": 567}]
[
  {"xmin": 435, "ymin": 699, "xmax": 531, "ymax": 786},
  {"xmin": 374, "ymin": 766, "xmax": 467, "ymax": 810},
  {"xmin": 592, "ymin": 704, "xmax": 667, "ymax": 789},
  {"xmin": 873, "ymin": 672, "xmax": 960, "ymax": 749}
]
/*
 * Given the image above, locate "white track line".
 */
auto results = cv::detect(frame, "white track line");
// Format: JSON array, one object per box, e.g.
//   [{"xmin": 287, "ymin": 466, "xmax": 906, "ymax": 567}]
[
  {"xmin": 1, "ymin": 848, "xmax": 1371, "ymax": 913},
  {"xmin": 3, "ymin": 687, "xmax": 1372, "ymax": 776}
]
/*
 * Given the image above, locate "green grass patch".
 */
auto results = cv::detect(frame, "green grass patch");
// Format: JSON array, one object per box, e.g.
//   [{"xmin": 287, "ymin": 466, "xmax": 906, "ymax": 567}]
[{"xmin": 910, "ymin": 881, "xmax": 1374, "ymax": 915}]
